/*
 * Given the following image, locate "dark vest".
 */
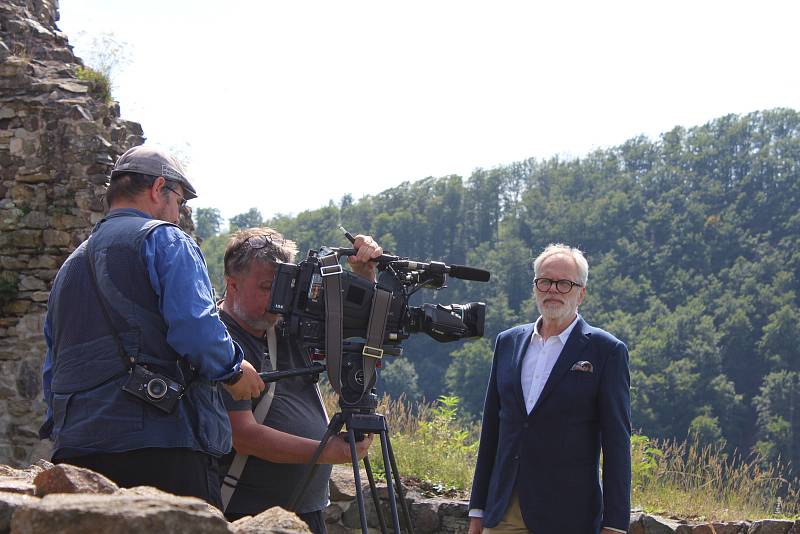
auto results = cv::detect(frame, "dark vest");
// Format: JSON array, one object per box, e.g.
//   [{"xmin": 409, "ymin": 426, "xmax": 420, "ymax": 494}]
[{"xmin": 48, "ymin": 209, "xmax": 231, "ymax": 459}]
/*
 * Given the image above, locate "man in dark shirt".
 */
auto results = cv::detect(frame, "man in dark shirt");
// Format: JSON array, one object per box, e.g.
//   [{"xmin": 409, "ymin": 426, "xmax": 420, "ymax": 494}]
[{"xmin": 218, "ymin": 227, "xmax": 379, "ymax": 533}]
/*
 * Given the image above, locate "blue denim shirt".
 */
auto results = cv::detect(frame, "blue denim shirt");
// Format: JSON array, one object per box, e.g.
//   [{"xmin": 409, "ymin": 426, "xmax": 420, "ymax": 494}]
[{"xmin": 42, "ymin": 208, "xmax": 242, "ymax": 425}]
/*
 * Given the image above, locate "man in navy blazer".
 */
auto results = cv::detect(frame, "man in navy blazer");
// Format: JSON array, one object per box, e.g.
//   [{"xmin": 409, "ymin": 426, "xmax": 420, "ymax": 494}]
[{"xmin": 469, "ymin": 244, "xmax": 631, "ymax": 534}]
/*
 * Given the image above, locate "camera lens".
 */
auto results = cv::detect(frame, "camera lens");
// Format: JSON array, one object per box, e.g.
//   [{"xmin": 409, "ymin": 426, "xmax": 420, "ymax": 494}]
[{"xmin": 146, "ymin": 378, "xmax": 168, "ymax": 400}]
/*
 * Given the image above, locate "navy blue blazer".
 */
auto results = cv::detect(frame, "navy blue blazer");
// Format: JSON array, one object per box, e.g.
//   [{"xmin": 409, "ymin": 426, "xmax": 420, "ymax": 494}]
[{"xmin": 469, "ymin": 317, "xmax": 631, "ymax": 534}]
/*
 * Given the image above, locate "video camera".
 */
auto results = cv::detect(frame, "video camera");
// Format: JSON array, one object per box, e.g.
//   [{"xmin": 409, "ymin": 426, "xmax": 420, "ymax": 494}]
[{"xmin": 267, "ymin": 245, "xmax": 489, "ymax": 407}]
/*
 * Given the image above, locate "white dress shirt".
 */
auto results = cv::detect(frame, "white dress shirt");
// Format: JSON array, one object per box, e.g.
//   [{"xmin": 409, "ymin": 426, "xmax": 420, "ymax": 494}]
[{"xmin": 521, "ymin": 314, "xmax": 580, "ymax": 414}]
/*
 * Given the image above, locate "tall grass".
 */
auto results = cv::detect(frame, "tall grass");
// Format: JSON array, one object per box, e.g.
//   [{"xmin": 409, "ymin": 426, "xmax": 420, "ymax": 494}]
[
  {"xmin": 632, "ymin": 435, "xmax": 800, "ymax": 520},
  {"xmin": 321, "ymin": 391, "xmax": 478, "ymax": 493},
  {"xmin": 321, "ymin": 390, "xmax": 800, "ymax": 518}
]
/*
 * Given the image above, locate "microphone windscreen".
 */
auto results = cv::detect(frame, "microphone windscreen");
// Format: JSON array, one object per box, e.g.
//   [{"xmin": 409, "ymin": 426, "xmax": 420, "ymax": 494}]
[{"xmin": 448, "ymin": 265, "xmax": 491, "ymax": 282}]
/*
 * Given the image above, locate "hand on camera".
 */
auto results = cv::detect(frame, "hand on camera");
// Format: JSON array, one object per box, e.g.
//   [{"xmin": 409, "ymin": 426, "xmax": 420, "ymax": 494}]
[
  {"xmin": 320, "ymin": 433, "xmax": 374, "ymax": 464},
  {"xmin": 223, "ymin": 360, "xmax": 264, "ymax": 401},
  {"xmin": 348, "ymin": 234, "xmax": 383, "ymax": 282}
]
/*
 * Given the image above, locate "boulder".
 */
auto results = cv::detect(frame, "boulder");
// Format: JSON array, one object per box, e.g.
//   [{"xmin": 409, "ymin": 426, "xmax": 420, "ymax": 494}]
[
  {"xmin": 749, "ymin": 519, "xmax": 795, "ymax": 534},
  {"xmin": 231, "ymin": 506, "xmax": 312, "ymax": 533},
  {"xmin": 10, "ymin": 492, "xmax": 232, "ymax": 534},
  {"xmin": 33, "ymin": 464, "xmax": 118, "ymax": 496}
]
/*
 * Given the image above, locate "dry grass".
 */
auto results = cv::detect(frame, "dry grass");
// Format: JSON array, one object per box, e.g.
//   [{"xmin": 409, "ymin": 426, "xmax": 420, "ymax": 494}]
[
  {"xmin": 632, "ymin": 435, "xmax": 800, "ymax": 520},
  {"xmin": 321, "ymin": 390, "xmax": 800, "ymax": 518}
]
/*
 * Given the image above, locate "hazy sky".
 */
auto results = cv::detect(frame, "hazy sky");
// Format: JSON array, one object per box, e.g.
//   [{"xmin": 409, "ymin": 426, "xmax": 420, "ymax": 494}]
[{"xmin": 58, "ymin": 1, "xmax": 800, "ymax": 224}]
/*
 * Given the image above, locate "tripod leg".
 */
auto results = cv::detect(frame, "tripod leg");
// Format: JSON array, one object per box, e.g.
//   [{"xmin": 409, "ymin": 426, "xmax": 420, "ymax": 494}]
[
  {"xmin": 347, "ymin": 426, "xmax": 370, "ymax": 534},
  {"xmin": 363, "ymin": 454, "xmax": 389, "ymax": 534},
  {"xmin": 385, "ymin": 432, "xmax": 415, "ymax": 534},
  {"xmin": 289, "ymin": 413, "xmax": 345, "ymax": 511},
  {"xmin": 379, "ymin": 431, "xmax": 402, "ymax": 533}
]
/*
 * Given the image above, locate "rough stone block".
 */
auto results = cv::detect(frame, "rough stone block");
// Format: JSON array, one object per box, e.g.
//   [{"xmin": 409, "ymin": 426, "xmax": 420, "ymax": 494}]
[
  {"xmin": 18, "ymin": 276, "xmax": 45, "ymax": 291},
  {"xmin": 8, "ymin": 138, "xmax": 22, "ymax": 156},
  {"xmin": 0, "ymin": 490, "xmax": 38, "ymax": 532},
  {"xmin": 410, "ymin": 498, "xmax": 441, "ymax": 533},
  {"xmin": 749, "ymin": 519, "xmax": 794, "ymax": 534},
  {"xmin": 329, "ymin": 464, "xmax": 368, "ymax": 501},
  {"xmin": 56, "ymin": 81, "xmax": 88, "ymax": 94},
  {"xmin": 231, "ymin": 506, "xmax": 312, "ymax": 533},
  {"xmin": 323, "ymin": 502, "xmax": 343, "ymax": 524},
  {"xmin": 9, "ymin": 183, "xmax": 34, "ymax": 203},
  {"xmin": 15, "ymin": 172, "xmax": 53, "ymax": 184},
  {"xmin": 20, "ymin": 211, "xmax": 48, "ymax": 229},
  {"xmin": 11, "ymin": 492, "xmax": 232, "ymax": 534},
  {"xmin": 0, "ymin": 208, "xmax": 22, "ymax": 230},
  {"xmin": 30, "ymin": 291, "xmax": 48, "ymax": 302},
  {"xmin": 33, "ymin": 464, "xmax": 118, "ymax": 496},
  {"xmin": 2, "ymin": 300, "xmax": 30, "ymax": 315},
  {"xmin": 28, "ymin": 254, "xmax": 58, "ymax": 269},
  {"xmin": 0, "ymin": 479, "xmax": 36, "ymax": 495},
  {"xmin": 42, "ymin": 228, "xmax": 70, "ymax": 247},
  {"xmin": 9, "ymin": 229, "xmax": 42, "ymax": 248}
]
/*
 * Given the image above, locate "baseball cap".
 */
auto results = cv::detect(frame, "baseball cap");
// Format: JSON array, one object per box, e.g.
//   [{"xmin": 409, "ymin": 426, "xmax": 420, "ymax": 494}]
[{"xmin": 110, "ymin": 145, "xmax": 198, "ymax": 200}]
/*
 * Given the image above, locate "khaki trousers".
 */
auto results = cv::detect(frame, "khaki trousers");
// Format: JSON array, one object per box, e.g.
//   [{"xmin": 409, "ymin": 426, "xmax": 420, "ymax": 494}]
[{"xmin": 482, "ymin": 489, "xmax": 532, "ymax": 534}]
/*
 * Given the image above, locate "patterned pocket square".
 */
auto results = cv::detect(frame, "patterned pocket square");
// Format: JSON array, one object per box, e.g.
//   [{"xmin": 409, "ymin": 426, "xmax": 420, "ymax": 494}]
[{"xmin": 570, "ymin": 361, "xmax": 593, "ymax": 373}]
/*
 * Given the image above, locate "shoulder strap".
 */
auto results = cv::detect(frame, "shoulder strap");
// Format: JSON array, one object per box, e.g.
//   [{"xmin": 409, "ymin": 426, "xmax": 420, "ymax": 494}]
[
  {"xmin": 86, "ymin": 237, "xmax": 134, "ymax": 371},
  {"xmin": 221, "ymin": 325, "xmax": 278, "ymax": 512}
]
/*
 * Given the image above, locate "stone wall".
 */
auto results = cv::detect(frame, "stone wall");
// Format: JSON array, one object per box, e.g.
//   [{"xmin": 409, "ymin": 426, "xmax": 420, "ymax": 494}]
[{"xmin": 0, "ymin": 0, "xmax": 145, "ymax": 465}]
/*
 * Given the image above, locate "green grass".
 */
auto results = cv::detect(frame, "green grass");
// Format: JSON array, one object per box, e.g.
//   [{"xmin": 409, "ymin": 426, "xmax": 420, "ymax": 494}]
[
  {"xmin": 323, "ymin": 391, "xmax": 800, "ymax": 518},
  {"xmin": 75, "ymin": 65, "xmax": 112, "ymax": 103}
]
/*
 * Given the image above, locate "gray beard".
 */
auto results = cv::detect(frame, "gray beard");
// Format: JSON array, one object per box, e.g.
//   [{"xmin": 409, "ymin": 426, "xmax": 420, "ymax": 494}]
[
  {"xmin": 232, "ymin": 299, "xmax": 273, "ymax": 333},
  {"xmin": 536, "ymin": 301, "xmax": 576, "ymax": 323}
]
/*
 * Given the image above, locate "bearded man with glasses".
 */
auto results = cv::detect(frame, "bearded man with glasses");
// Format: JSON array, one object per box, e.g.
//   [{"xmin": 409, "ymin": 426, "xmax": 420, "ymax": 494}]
[
  {"xmin": 40, "ymin": 145, "xmax": 264, "ymax": 509},
  {"xmin": 217, "ymin": 227, "xmax": 380, "ymax": 533},
  {"xmin": 469, "ymin": 244, "xmax": 631, "ymax": 534}
]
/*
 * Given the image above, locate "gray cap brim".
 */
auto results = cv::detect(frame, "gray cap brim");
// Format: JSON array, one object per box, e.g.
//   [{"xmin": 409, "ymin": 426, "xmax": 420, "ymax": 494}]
[{"xmin": 110, "ymin": 144, "xmax": 197, "ymax": 199}]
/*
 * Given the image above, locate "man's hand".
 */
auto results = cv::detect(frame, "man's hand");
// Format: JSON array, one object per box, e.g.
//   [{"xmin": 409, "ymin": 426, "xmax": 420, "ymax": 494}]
[
  {"xmin": 223, "ymin": 360, "xmax": 264, "ymax": 401},
  {"xmin": 319, "ymin": 433, "xmax": 374, "ymax": 464},
  {"xmin": 347, "ymin": 234, "xmax": 383, "ymax": 282},
  {"xmin": 468, "ymin": 517, "xmax": 482, "ymax": 534}
]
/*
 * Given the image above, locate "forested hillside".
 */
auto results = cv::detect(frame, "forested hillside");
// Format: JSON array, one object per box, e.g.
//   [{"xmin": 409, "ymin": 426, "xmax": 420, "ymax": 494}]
[{"xmin": 198, "ymin": 109, "xmax": 800, "ymax": 469}]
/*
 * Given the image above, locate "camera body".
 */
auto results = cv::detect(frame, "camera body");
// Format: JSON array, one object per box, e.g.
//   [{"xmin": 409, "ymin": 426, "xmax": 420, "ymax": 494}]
[
  {"xmin": 269, "ymin": 248, "xmax": 485, "ymax": 353},
  {"xmin": 123, "ymin": 364, "xmax": 184, "ymax": 414},
  {"xmin": 268, "ymin": 248, "xmax": 486, "ymax": 406}
]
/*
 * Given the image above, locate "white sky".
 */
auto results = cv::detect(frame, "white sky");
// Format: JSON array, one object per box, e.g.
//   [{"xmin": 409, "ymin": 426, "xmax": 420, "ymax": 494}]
[{"xmin": 57, "ymin": 0, "xmax": 800, "ymax": 223}]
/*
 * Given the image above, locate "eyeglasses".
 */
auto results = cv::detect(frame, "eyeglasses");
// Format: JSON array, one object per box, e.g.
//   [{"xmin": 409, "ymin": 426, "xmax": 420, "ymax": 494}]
[
  {"xmin": 533, "ymin": 277, "xmax": 583, "ymax": 294},
  {"xmin": 163, "ymin": 183, "xmax": 187, "ymax": 208},
  {"xmin": 244, "ymin": 233, "xmax": 285, "ymax": 249}
]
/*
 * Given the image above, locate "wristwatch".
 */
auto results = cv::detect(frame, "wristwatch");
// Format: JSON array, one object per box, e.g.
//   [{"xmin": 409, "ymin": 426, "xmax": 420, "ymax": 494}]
[{"xmin": 223, "ymin": 368, "xmax": 244, "ymax": 386}]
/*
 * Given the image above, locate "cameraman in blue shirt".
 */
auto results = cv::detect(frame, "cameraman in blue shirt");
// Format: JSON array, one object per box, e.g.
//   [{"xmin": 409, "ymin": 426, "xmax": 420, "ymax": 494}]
[{"xmin": 40, "ymin": 145, "xmax": 264, "ymax": 508}]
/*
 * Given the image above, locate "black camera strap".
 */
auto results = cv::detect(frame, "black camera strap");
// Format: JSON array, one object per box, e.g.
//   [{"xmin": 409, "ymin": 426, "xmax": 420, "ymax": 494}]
[
  {"xmin": 86, "ymin": 237, "xmax": 135, "ymax": 373},
  {"xmin": 362, "ymin": 287, "xmax": 391, "ymax": 394},
  {"xmin": 321, "ymin": 253, "xmax": 344, "ymax": 395}
]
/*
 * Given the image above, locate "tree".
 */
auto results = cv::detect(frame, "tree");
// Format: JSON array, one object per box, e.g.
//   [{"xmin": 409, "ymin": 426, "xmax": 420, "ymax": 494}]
[
  {"xmin": 194, "ymin": 207, "xmax": 223, "ymax": 240},
  {"xmin": 229, "ymin": 208, "xmax": 264, "ymax": 231},
  {"xmin": 754, "ymin": 371, "xmax": 800, "ymax": 468},
  {"xmin": 379, "ymin": 358, "xmax": 421, "ymax": 402},
  {"xmin": 445, "ymin": 339, "xmax": 494, "ymax": 417}
]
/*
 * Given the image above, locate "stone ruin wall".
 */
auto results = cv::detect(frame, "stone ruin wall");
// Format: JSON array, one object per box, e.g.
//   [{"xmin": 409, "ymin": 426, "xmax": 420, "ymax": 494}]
[{"xmin": 0, "ymin": 0, "xmax": 147, "ymax": 465}]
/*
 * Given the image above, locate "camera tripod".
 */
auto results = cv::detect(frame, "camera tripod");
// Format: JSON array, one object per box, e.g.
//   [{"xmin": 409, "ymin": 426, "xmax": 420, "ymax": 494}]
[{"xmin": 289, "ymin": 393, "xmax": 415, "ymax": 534}]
